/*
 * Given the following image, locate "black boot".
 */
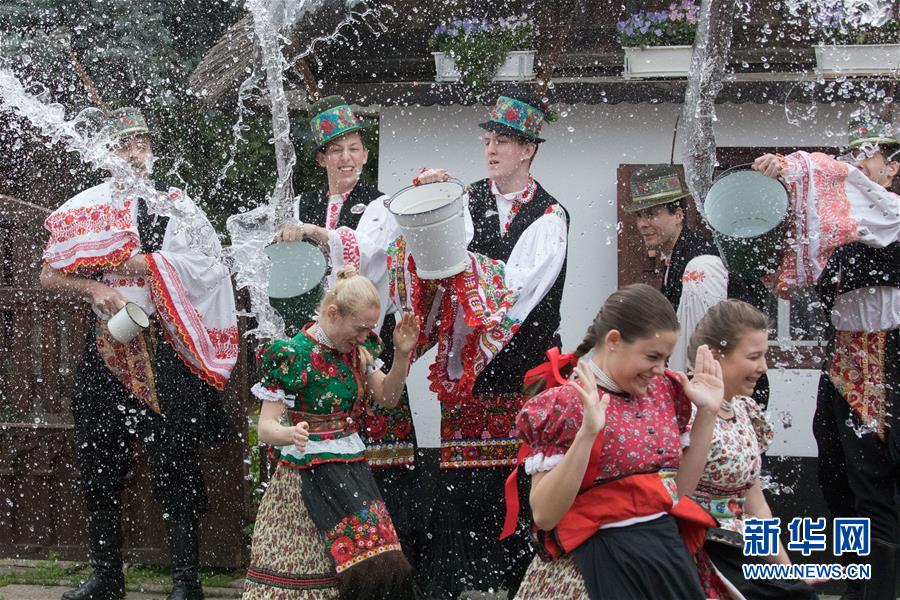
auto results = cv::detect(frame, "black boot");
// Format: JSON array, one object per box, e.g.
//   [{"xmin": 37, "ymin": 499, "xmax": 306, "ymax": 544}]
[
  {"xmin": 62, "ymin": 509, "xmax": 125, "ymax": 600},
  {"xmin": 166, "ymin": 511, "xmax": 204, "ymax": 600},
  {"xmin": 863, "ymin": 537, "xmax": 898, "ymax": 600}
]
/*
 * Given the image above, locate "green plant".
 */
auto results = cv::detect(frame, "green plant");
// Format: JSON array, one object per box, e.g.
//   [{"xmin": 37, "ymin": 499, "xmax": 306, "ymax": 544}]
[
  {"xmin": 616, "ymin": 1, "xmax": 699, "ymax": 48},
  {"xmin": 428, "ymin": 16, "xmax": 534, "ymax": 89}
]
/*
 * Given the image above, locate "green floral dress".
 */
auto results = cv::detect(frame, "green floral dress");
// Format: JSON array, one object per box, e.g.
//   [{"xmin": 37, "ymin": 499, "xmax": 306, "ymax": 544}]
[
  {"xmin": 245, "ymin": 328, "xmax": 411, "ymax": 597},
  {"xmin": 251, "ymin": 328, "xmax": 384, "ymax": 468}
]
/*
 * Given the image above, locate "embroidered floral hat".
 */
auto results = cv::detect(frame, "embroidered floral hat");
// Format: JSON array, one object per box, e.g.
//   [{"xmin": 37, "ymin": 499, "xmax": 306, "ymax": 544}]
[
  {"xmin": 624, "ymin": 165, "xmax": 691, "ymax": 213},
  {"xmin": 308, "ymin": 95, "xmax": 366, "ymax": 150},
  {"xmin": 848, "ymin": 120, "xmax": 897, "ymax": 150},
  {"xmin": 108, "ymin": 107, "xmax": 150, "ymax": 141},
  {"xmin": 479, "ymin": 93, "xmax": 549, "ymax": 143}
]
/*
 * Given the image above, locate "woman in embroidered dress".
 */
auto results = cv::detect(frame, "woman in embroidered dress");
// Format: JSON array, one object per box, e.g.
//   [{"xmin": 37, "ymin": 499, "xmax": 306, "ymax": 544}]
[
  {"xmin": 511, "ymin": 283, "xmax": 724, "ymax": 600},
  {"xmin": 683, "ymin": 300, "xmax": 818, "ymax": 599},
  {"xmin": 243, "ymin": 266, "xmax": 419, "ymax": 600}
]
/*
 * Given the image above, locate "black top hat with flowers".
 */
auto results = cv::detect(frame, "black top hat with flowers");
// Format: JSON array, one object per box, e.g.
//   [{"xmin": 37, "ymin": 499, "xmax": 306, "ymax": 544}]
[{"xmin": 479, "ymin": 92, "xmax": 550, "ymax": 143}]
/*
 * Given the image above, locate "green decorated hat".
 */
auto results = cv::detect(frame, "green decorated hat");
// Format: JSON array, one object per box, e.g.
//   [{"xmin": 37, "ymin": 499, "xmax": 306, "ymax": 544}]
[
  {"xmin": 624, "ymin": 165, "xmax": 691, "ymax": 214},
  {"xmin": 308, "ymin": 95, "xmax": 365, "ymax": 150},
  {"xmin": 479, "ymin": 93, "xmax": 548, "ymax": 143},
  {"xmin": 848, "ymin": 120, "xmax": 897, "ymax": 150},
  {"xmin": 109, "ymin": 107, "xmax": 150, "ymax": 140}
]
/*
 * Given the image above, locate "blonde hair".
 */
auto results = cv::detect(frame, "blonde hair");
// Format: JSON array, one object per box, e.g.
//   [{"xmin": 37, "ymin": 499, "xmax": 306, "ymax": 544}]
[
  {"xmin": 687, "ymin": 299, "xmax": 770, "ymax": 365},
  {"xmin": 318, "ymin": 266, "xmax": 381, "ymax": 370},
  {"xmin": 318, "ymin": 265, "xmax": 381, "ymax": 317}
]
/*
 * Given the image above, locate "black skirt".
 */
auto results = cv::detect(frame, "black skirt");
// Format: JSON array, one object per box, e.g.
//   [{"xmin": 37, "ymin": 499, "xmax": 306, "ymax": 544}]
[
  {"xmin": 705, "ymin": 540, "xmax": 818, "ymax": 600},
  {"xmin": 571, "ymin": 515, "xmax": 706, "ymax": 600},
  {"xmin": 419, "ymin": 467, "xmax": 534, "ymax": 600}
]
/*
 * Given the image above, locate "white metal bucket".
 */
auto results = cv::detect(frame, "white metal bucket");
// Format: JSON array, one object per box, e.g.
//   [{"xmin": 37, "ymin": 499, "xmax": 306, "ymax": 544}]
[
  {"xmin": 108, "ymin": 302, "xmax": 150, "ymax": 344},
  {"xmin": 387, "ymin": 180, "xmax": 468, "ymax": 279},
  {"xmin": 265, "ymin": 240, "xmax": 329, "ymax": 298},
  {"xmin": 704, "ymin": 167, "xmax": 789, "ymax": 279}
]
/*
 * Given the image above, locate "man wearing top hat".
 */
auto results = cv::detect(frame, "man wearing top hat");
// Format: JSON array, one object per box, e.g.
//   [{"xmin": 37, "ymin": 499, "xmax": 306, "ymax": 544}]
[
  {"xmin": 272, "ymin": 95, "xmax": 422, "ymax": 570},
  {"xmin": 406, "ymin": 92, "xmax": 570, "ymax": 599},
  {"xmin": 755, "ymin": 121, "xmax": 900, "ymax": 600},
  {"xmin": 39, "ymin": 108, "xmax": 238, "ymax": 600},
  {"xmin": 624, "ymin": 165, "xmax": 770, "ymax": 397}
]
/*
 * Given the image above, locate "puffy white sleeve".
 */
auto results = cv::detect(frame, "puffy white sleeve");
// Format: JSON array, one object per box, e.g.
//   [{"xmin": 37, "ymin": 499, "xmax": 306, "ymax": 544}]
[
  {"xmin": 503, "ymin": 204, "xmax": 568, "ymax": 323},
  {"xmin": 669, "ymin": 254, "xmax": 728, "ymax": 373}
]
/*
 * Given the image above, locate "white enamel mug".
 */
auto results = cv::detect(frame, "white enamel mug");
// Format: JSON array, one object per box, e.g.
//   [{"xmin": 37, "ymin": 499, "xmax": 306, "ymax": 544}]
[{"xmin": 108, "ymin": 302, "xmax": 150, "ymax": 344}]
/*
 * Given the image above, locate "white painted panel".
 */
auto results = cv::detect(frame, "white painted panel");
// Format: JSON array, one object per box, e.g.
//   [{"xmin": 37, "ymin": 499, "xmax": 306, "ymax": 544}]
[{"xmin": 765, "ymin": 369, "xmax": 821, "ymax": 458}]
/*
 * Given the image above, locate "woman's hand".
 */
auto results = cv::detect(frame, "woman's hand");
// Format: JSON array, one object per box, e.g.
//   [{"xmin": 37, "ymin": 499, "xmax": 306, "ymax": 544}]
[
  {"xmin": 412, "ymin": 168, "xmax": 451, "ymax": 185},
  {"xmin": 392, "ymin": 311, "xmax": 420, "ymax": 356},
  {"xmin": 89, "ymin": 282, "xmax": 128, "ymax": 317},
  {"xmin": 567, "ymin": 362, "xmax": 610, "ymax": 437},
  {"xmin": 675, "ymin": 344, "xmax": 724, "ymax": 414},
  {"xmin": 290, "ymin": 421, "xmax": 310, "ymax": 451},
  {"xmin": 752, "ymin": 154, "xmax": 784, "ymax": 179}
]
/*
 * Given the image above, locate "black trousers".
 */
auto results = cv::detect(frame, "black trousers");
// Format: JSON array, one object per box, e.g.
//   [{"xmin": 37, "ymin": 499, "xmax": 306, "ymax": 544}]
[
  {"xmin": 813, "ymin": 329, "xmax": 900, "ymax": 544},
  {"xmin": 71, "ymin": 324, "xmax": 217, "ymax": 518}
]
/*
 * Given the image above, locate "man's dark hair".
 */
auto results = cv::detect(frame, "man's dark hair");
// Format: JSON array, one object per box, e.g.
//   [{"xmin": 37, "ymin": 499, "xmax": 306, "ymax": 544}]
[{"xmin": 662, "ymin": 197, "xmax": 687, "ymax": 215}]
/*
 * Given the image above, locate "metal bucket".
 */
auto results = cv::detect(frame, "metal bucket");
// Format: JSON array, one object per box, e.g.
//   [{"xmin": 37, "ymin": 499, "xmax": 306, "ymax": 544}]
[
  {"xmin": 266, "ymin": 240, "xmax": 329, "ymax": 334},
  {"xmin": 386, "ymin": 179, "xmax": 468, "ymax": 279},
  {"xmin": 703, "ymin": 166, "xmax": 789, "ymax": 280}
]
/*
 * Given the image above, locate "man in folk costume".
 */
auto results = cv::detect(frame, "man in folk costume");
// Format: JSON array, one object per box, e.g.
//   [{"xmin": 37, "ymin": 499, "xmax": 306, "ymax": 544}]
[
  {"xmin": 624, "ymin": 165, "xmax": 770, "ymax": 404},
  {"xmin": 312, "ymin": 92, "xmax": 569, "ymax": 598},
  {"xmin": 272, "ymin": 95, "xmax": 421, "ymax": 569},
  {"xmin": 40, "ymin": 108, "xmax": 239, "ymax": 600},
  {"xmin": 755, "ymin": 121, "xmax": 900, "ymax": 600}
]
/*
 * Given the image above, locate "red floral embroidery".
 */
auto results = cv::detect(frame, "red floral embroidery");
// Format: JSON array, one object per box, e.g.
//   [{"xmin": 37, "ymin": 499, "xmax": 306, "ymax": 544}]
[
  {"xmin": 324, "ymin": 500, "xmax": 401, "ymax": 573},
  {"xmin": 392, "ymin": 419, "xmax": 412, "ymax": 440},
  {"xmin": 45, "ymin": 200, "xmax": 133, "ymax": 243},
  {"xmin": 309, "ymin": 351, "xmax": 328, "ymax": 372},
  {"xmin": 207, "ymin": 326, "xmax": 240, "ymax": 361},
  {"xmin": 439, "ymin": 392, "xmax": 526, "ymax": 468},
  {"xmin": 363, "ymin": 413, "xmax": 389, "ymax": 441},
  {"xmin": 504, "ymin": 107, "xmax": 520, "ymax": 122},
  {"xmin": 681, "ymin": 270, "xmax": 706, "ymax": 284},
  {"xmin": 321, "ymin": 118, "xmax": 336, "ymax": 134},
  {"xmin": 337, "ymin": 227, "xmax": 360, "ymax": 270}
]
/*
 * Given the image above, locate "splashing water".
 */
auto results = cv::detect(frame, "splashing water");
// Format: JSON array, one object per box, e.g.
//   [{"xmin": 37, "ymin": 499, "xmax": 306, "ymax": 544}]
[
  {"xmin": 0, "ymin": 66, "xmax": 221, "ymax": 260},
  {"xmin": 784, "ymin": 0, "xmax": 895, "ymax": 30},
  {"xmin": 225, "ymin": 0, "xmax": 388, "ymax": 341}
]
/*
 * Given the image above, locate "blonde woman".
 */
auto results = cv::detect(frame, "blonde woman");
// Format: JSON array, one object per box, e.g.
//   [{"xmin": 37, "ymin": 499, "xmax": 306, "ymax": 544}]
[{"xmin": 243, "ymin": 267, "xmax": 419, "ymax": 600}]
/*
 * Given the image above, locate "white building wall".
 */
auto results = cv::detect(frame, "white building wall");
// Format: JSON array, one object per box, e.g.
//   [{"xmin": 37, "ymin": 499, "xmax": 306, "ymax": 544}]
[{"xmin": 378, "ymin": 102, "xmax": 848, "ymax": 456}]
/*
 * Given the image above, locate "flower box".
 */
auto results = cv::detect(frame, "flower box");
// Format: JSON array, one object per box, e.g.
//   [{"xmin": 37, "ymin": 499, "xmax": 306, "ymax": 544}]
[
  {"xmin": 432, "ymin": 50, "xmax": 536, "ymax": 83},
  {"xmin": 813, "ymin": 43, "xmax": 900, "ymax": 76},
  {"xmin": 622, "ymin": 45, "xmax": 693, "ymax": 79}
]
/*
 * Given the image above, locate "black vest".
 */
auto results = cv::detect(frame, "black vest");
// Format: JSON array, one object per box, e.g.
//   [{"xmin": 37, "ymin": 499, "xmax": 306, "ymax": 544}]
[
  {"xmin": 466, "ymin": 178, "xmax": 569, "ymax": 393},
  {"xmin": 661, "ymin": 228, "xmax": 769, "ymax": 313},
  {"xmin": 817, "ymin": 242, "xmax": 900, "ymax": 314},
  {"xmin": 295, "ymin": 182, "xmax": 382, "ymax": 231}
]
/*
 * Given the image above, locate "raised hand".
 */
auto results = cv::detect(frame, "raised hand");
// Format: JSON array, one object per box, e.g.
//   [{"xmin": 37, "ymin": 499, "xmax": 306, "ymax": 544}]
[
  {"xmin": 567, "ymin": 362, "xmax": 611, "ymax": 437},
  {"xmin": 291, "ymin": 421, "xmax": 310, "ymax": 451},
  {"xmin": 676, "ymin": 344, "xmax": 724, "ymax": 413},
  {"xmin": 392, "ymin": 310, "xmax": 420, "ymax": 355}
]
